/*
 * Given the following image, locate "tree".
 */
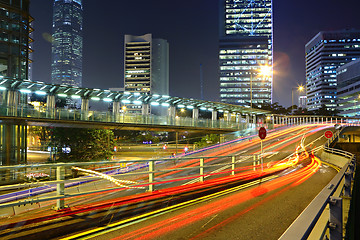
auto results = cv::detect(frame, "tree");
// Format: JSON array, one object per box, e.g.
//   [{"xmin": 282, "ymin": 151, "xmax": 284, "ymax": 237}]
[
  {"xmin": 313, "ymin": 104, "xmax": 340, "ymax": 116},
  {"xmin": 256, "ymin": 102, "xmax": 288, "ymax": 114},
  {"xmin": 51, "ymin": 128, "xmax": 114, "ymax": 162},
  {"xmin": 28, "ymin": 126, "xmax": 51, "ymax": 146},
  {"xmin": 195, "ymin": 134, "xmax": 220, "ymax": 148}
]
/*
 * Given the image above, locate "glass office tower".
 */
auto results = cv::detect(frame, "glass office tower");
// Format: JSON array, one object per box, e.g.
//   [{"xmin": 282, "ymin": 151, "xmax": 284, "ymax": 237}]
[
  {"xmin": 0, "ymin": 0, "xmax": 32, "ymax": 166},
  {"xmin": 219, "ymin": 0, "xmax": 273, "ymax": 108},
  {"xmin": 305, "ymin": 29, "xmax": 360, "ymax": 111},
  {"xmin": 0, "ymin": 0, "xmax": 32, "ymax": 80},
  {"xmin": 51, "ymin": 0, "xmax": 83, "ymax": 87}
]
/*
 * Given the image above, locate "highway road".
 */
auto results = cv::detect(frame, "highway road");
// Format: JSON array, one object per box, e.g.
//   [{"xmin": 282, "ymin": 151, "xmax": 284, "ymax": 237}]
[{"xmin": 0, "ymin": 124, "xmax": 339, "ymax": 239}]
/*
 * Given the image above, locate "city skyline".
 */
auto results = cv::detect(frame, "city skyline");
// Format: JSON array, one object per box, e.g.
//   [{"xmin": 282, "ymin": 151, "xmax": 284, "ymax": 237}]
[{"xmin": 30, "ymin": 0, "xmax": 360, "ymax": 107}]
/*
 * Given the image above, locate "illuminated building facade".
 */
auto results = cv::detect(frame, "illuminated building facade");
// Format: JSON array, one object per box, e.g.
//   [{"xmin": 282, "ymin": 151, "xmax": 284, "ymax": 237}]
[
  {"xmin": 219, "ymin": 0, "xmax": 273, "ymax": 107},
  {"xmin": 337, "ymin": 59, "xmax": 360, "ymax": 117},
  {"xmin": 124, "ymin": 34, "xmax": 169, "ymax": 113},
  {"xmin": 298, "ymin": 95, "xmax": 307, "ymax": 109},
  {"xmin": 51, "ymin": 0, "xmax": 83, "ymax": 87},
  {"xmin": 305, "ymin": 29, "xmax": 360, "ymax": 111},
  {"xmin": 0, "ymin": 0, "xmax": 33, "ymax": 79}
]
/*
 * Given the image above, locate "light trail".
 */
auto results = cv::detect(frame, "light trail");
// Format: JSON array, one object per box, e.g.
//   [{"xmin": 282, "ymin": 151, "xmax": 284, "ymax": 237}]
[
  {"xmin": 71, "ymin": 166, "xmax": 144, "ymax": 189},
  {"xmin": 63, "ymin": 139, "xmax": 319, "ymax": 240},
  {"xmin": 109, "ymin": 155, "xmax": 321, "ymax": 240}
]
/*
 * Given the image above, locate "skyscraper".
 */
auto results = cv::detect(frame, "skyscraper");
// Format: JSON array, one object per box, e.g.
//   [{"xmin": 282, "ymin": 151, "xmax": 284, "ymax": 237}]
[
  {"xmin": 0, "ymin": 0, "xmax": 32, "ymax": 80},
  {"xmin": 305, "ymin": 29, "xmax": 360, "ymax": 111},
  {"xmin": 124, "ymin": 34, "xmax": 169, "ymax": 114},
  {"xmin": 337, "ymin": 59, "xmax": 360, "ymax": 117},
  {"xmin": 51, "ymin": 0, "xmax": 83, "ymax": 87},
  {"xmin": 219, "ymin": 0, "xmax": 273, "ymax": 108}
]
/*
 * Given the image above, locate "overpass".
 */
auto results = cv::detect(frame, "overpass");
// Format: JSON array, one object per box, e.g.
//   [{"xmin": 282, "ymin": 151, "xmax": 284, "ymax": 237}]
[{"xmin": 1, "ymin": 76, "xmax": 360, "ymax": 166}]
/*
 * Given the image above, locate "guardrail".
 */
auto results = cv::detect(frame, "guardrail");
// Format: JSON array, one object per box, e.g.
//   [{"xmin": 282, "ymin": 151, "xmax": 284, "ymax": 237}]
[
  {"xmin": 279, "ymin": 144, "xmax": 356, "ymax": 239},
  {"xmin": 0, "ymin": 128, "xmax": 274, "ymax": 210},
  {"xmin": 0, "ymin": 153, "xmax": 263, "ymax": 212}
]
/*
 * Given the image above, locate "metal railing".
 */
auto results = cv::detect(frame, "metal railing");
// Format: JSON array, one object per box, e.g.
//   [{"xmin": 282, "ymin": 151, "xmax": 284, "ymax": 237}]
[
  {"xmin": 0, "ymin": 153, "xmax": 261, "ymax": 212},
  {"xmin": 279, "ymin": 144, "xmax": 356, "ymax": 240},
  {"xmin": 0, "ymin": 104, "xmax": 262, "ymax": 130}
]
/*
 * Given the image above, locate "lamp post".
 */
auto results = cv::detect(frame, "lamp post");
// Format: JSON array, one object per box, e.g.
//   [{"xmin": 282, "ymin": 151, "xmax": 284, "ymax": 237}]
[{"xmin": 291, "ymin": 85, "xmax": 304, "ymax": 113}]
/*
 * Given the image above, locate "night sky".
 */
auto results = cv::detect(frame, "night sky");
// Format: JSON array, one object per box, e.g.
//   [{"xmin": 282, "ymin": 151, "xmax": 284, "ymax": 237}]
[{"xmin": 30, "ymin": 0, "xmax": 360, "ymax": 107}]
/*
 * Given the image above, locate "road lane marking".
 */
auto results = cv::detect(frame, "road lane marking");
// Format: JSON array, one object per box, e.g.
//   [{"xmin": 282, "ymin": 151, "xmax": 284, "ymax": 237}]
[{"xmin": 61, "ymin": 175, "xmax": 277, "ymax": 240}]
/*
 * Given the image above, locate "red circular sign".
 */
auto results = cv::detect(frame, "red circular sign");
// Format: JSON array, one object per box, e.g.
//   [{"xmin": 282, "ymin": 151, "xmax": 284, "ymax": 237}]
[
  {"xmin": 259, "ymin": 127, "xmax": 267, "ymax": 140},
  {"xmin": 324, "ymin": 130, "xmax": 333, "ymax": 139}
]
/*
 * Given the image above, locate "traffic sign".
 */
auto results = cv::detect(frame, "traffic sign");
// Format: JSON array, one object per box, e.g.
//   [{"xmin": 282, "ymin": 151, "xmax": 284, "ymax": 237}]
[
  {"xmin": 324, "ymin": 130, "xmax": 333, "ymax": 139},
  {"xmin": 259, "ymin": 127, "xmax": 267, "ymax": 140}
]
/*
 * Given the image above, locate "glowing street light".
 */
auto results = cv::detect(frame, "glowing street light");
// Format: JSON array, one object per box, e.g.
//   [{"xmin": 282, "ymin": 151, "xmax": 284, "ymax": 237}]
[
  {"xmin": 250, "ymin": 65, "xmax": 272, "ymax": 109},
  {"xmin": 292, "ymin": 85, "xmax": 305, "ymax": 113}
]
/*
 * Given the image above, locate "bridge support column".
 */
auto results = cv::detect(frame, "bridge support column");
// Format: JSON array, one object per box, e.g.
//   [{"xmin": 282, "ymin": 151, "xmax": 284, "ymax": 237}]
[
  {"xmin": 142, "ymin": 104, "xmax": 150, "ymax": 115},
  {"xmin": 192, "ymin": 108, "xmax": 199, "ymax": 120},
  {"xmin": 112, "ymin": 101, "xmax": 120, "ymax": 122},
  {"xmin": 46, "ymin": 95, "xmax": 56, "ymax": 118},
  {"xmin": 211, "ymin": 110, "xmax": 217, "ymax": 128},
  {"xmin": 81, "ymin": 98, "xmax": 89, "ymax": 120},
  {"xmin": 237, "ymin": 114, "xmax": 243, "ymax": 129},
  {"xmin": 211, "ymin": 110, "xmax": 217, "ymax": 121},
  {"xmin": 6, "ymin": 90, "xmax": 18, "ymax": 116},
  {"xmin": 0, "ymin": 123, "xmax": 27, "ymax": 168},
  {"xmin": 225, "ymin": 112, "xmax": 231, "ymax": 122}
]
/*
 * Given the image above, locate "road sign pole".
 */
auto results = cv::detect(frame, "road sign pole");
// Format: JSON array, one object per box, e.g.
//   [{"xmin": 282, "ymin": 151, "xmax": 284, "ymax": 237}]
[{"xmin": 261, "ymin": 139, "xmax": 263, "ymax": 172}]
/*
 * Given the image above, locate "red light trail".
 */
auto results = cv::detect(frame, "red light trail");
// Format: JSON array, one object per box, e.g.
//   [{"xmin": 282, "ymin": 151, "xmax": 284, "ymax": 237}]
[{"xmin": 111, "ymin": 152, "xmax": 321, "ymax": 240}]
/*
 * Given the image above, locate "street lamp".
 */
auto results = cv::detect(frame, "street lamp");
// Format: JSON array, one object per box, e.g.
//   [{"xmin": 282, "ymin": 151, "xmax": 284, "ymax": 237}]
[
  {"xmin": 250, "ymin": 65, "xmax": 272, "ymax": 109},
  {"xmin": 291, "ymin": 85, "xmax": 304, "ymax": 113}
]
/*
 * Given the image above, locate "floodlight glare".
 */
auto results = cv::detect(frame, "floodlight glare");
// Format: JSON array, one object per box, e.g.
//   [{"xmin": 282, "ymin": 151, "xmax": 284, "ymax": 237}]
[
  {"xmin": 35, "ymin": 91, "xmax": 47, "ymax": 96},
  {"xmin": 121, "ymin": 99, "xmax": 131, "ymax": 104},
  {"xmin": 151, "ymin": 102, "xmax": 160, "ymax": 106},
  {"xmin": 133, "ymin": 100, "xmax": 142, "ymax": 105},
  {"xmin": 20, "ymin": 89, "xmax": 31, "ymax": 94}
]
